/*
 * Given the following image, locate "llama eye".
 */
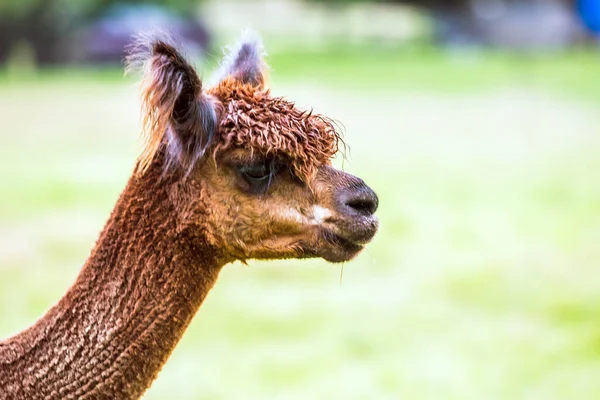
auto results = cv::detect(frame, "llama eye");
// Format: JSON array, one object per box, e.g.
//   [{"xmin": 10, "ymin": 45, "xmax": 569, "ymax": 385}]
[
  {"xmin": 236, "ymin": 161, "xmax": 280, "ymax": 194},
  {"xmin": 239, "ymin": 164, "xmax": 271, "ymax": 181}
]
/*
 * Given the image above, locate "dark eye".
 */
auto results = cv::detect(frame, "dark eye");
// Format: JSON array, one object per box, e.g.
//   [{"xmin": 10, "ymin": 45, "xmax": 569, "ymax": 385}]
[
  {"xmin": 239, "ymin": 164, "xmax": 271, "ymax": 182},
  {"xmin": 236, "ymin": 161, "xmax": 280, "ymax": 194}
]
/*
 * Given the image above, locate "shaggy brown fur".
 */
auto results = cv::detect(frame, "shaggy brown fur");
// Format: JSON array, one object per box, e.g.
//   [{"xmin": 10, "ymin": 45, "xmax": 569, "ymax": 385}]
[
  {"xmin": 0, "ymin": 163, "xmax": 222, "ymax": 399},
  {"xmin": 210, "ymin": 77, "xmax": 341, "ymax": 182},
  {"xmin": 0, "ymin": 31, "xmax": 379, "ymax": 399}
]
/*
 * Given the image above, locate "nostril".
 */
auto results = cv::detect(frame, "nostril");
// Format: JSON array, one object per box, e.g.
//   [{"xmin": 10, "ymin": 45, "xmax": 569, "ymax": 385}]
[
  {"xmin": 346, "ymin": 198, "xmax": 374, "ymax": 215},
  {"xmin": 337, "ymin": 177, "xmax": 379, "ymax": 218},
  {"xmin": 345, "ymin": 193, "xmax": 378, "ymax": 216}
]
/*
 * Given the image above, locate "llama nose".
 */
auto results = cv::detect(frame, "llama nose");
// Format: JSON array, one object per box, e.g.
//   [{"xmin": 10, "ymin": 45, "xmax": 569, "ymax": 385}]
[{"xmin": 340, "ymin": 183, "xmax": 379, "ymax": 217}]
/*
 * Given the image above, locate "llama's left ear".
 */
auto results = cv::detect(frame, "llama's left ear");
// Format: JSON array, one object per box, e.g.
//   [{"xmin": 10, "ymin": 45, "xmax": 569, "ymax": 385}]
[
  {"xmin": 127, "ymin": 36, "xmax": 217, "ymax": 174},
  {"xmin": 211, "ymin": 30, "xmax": 268, "ymax": 87}
]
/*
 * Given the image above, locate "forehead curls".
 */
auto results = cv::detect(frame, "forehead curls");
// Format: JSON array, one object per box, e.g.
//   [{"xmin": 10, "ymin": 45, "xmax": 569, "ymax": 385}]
[{"xmin": 210, "ymin": 80, "xmax": 343, "ymax": 182}]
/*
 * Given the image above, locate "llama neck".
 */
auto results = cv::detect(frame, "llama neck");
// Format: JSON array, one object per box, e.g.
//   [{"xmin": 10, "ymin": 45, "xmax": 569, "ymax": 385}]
[{"xmin": 0, "ymin": 171, "xmax": 224, "ymax": 399}]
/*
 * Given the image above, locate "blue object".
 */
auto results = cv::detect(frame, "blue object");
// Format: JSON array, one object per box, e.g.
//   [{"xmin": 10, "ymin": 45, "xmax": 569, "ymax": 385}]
[{"xmin": 578, "ymin": 0, "xmax": 600, "ymax": 33}]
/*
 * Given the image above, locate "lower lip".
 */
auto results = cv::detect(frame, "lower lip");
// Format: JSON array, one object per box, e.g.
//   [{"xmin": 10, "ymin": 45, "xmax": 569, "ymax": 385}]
[{"xmin": 329, "ymin": 233, "xmax": 364, "ymax": 252}]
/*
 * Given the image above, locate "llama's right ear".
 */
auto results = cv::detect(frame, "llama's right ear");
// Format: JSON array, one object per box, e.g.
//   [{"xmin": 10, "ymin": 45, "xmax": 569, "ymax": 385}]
[{"xmin": 126, "ymin": 37, "xmax": 217, "ymax": 174}]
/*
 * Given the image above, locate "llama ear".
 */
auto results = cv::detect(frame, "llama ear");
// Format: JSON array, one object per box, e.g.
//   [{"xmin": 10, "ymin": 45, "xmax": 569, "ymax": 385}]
[
  {"xmin": 126, "ymin": 36, "xmax": 217, "ymax": 174},
  {"xmin": 211, "ymin": 30, "xmax": 268, "ymax": 87}
]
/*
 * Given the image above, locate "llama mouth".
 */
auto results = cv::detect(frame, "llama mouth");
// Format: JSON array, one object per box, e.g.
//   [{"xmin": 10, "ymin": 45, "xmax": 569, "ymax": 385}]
[
  {"xmin": 318, "ymin": 230, "xmax": 365, "ymax": 263},
  {"xmin": 328, "ymin": 233, "xmax": 364, "ymax": 252}
]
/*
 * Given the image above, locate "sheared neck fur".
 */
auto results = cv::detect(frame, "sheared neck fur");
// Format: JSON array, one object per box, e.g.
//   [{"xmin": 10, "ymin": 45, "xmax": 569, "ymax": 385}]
[{"xmin": 0, "ymin": 164, "xmax": 224, "ymax": 399}]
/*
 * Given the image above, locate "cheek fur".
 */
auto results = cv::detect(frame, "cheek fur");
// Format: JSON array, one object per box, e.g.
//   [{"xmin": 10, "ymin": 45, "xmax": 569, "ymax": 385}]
[
  {"xmin": 269, "ymin": 204, "xmax": 334, "ymax": 228},
  {"xmin": 311, "ymin": 205, "xmax": 332, "ymax": 224},
  {"xmin": 275, "ymin": 207, "xmax": 305, "ymax": 225}
]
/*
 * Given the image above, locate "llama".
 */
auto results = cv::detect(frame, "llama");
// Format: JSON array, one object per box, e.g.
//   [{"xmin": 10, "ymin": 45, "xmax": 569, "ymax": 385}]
[{"xmin": 0, "ymin": 32, "xmax": 379, "ymax": 399}]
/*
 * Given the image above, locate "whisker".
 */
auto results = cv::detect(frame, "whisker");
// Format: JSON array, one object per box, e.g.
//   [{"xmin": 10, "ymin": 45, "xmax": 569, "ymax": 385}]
[{"xmin": 364, "ymin": 247, "xmax": 377, "ymax": 266}]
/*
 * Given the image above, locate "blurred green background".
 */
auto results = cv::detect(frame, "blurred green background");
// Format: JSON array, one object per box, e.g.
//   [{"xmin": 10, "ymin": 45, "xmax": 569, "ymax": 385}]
[{"xmin": 1, "ymin": 1, "xmax": 600, "ymax": 399}]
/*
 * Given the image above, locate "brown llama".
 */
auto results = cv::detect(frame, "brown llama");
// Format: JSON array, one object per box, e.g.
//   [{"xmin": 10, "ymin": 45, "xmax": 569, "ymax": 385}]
[{"xmin": 0, "ymin": 32, "xmax": 379, "ymax": 399}]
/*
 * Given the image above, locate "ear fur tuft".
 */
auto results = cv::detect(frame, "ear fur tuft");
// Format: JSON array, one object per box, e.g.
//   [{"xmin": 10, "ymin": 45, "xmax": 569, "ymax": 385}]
[
  {"xmin": 126, "ymin": 33, "xmax": 217, "ymax": 175},
  {"xmin": 210, "ymin": 29, "xmax": 268, "ymax": 87}
]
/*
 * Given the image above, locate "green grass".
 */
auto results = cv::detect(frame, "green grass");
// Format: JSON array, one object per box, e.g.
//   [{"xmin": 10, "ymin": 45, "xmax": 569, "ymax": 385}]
[
  {"xmin": 1, "ymin": 46, "xmax": 600, "ymax": 399},
  {"xmin": 272, "ymin": 45, "xmax": 600, "ymax": 95},
  {"xmin": 3, "ymin": 45, "xmax": 600, "ymax": 100}
]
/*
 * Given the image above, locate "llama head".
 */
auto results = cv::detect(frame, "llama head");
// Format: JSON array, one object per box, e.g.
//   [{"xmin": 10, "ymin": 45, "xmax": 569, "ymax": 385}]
[{"xmin": 127, "ymin": 32, "xmax": 378, "ymax": 263}]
